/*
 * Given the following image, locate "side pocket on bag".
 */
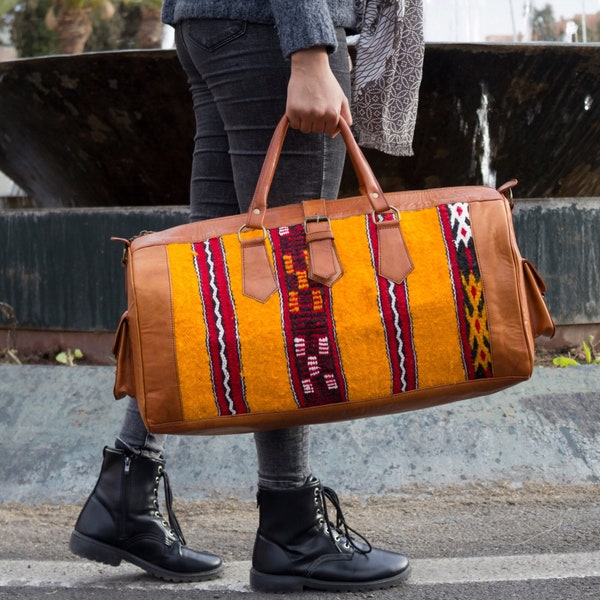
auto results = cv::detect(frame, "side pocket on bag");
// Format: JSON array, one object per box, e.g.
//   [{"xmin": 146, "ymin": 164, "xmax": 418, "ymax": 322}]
[
  {"xmin": 522, "ymin": 259, "xmax": 556, "ymax": 338},
  {"xmin": 112, "ymin": 311, "xmax": 137, "ymax": 399}
]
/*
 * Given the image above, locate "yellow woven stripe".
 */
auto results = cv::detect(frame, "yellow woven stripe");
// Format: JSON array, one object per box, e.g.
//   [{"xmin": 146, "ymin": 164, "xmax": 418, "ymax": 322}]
[
  {"xmin": 330, "ymin": 216, "xmax": 392, "ymax": 401},
  {"xmin": 463, "ymin": 271, "xmax": 491, "ymax": 373},
  {"xmin": 167, "ymin": 243, "xmax": 217, "ymax": 420},
  {"xmin": 402, "ymin": 208, "xmax": 466, "ymax": 386},
  {"xmin": 221, "ymin": 232, "xmax": 298, "ymax": 413}
]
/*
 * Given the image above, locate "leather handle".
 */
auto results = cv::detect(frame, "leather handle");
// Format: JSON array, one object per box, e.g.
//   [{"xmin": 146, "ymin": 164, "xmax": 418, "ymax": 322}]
[{"xmin": 246, "ymin": 116, "xmax": 390, "ymax": 230}]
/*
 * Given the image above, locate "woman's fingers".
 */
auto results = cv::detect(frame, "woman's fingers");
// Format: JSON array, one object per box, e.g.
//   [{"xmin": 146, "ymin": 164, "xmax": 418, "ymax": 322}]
[{"xmin": 286, "ymin": 46, "xmax": 350, "ymax": 136}]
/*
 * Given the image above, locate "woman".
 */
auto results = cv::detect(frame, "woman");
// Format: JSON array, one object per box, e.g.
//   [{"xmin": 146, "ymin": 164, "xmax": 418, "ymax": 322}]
[{"xmin": 70, "ymin": 0, "xmax": 423, "ymax": 592}]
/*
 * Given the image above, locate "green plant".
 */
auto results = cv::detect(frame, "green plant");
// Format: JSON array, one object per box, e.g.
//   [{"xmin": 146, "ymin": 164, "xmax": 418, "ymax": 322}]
[
  {"xmin": 122, "ymin": 0, "xmax": 161, "ymax": 8},
  {"xmin": 9, "ymin": 0, "xmax": 59, "ymax": 57},
  {"xmin": 5, "ymin": 0, "xmax": 160, "ymax": 56},
  {"xmin": 56, "ymin": 348, "xmax": 84, "ymax": 366},
  {"xmin": 552, "ymin": 336, "xmax": 600, "ymax": 367},
  {"xmin": 0, "ymin": 0, "xmax": 19, "ymax": 13},
  {"xmin": 0, "ymin": 302, "xmax": 21, "ymax": 365}
]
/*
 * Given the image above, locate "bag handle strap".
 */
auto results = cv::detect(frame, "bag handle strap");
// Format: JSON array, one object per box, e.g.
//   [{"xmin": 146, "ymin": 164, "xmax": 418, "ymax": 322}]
[{"xmin": 245, "ymin": 116, "xmax": 391, "ymax": 230}]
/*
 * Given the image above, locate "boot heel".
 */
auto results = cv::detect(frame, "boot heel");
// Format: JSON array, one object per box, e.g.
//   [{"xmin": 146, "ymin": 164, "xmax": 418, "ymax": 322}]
[
  {"xmin": 69, "ymin": 531, "xmax": 122, "ymax": 567},
  {"xmin": 249, "ymin": 568, "xmax": 305, "ymax": 592}
]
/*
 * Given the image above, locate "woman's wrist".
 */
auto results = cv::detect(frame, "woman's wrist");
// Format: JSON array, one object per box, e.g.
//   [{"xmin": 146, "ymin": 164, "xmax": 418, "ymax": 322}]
[{"xmin": 290, "ymin": 46, "xmax": 329, "ymax": 69}]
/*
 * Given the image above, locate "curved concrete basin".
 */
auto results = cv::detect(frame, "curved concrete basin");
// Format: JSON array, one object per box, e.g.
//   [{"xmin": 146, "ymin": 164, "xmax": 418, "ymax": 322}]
[{"xmin": 0, "ymin": 43, "xmax": 598, "ymax": 207}]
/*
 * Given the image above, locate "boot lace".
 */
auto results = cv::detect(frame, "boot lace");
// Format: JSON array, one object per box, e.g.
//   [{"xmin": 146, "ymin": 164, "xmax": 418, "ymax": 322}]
[
  {"xmin": 317, "ymin": 485, "xmax": 372, "ymax": 554},
  {"xmin": 154, "ymin": 466, "xmax": 187, "ymax": 545}
]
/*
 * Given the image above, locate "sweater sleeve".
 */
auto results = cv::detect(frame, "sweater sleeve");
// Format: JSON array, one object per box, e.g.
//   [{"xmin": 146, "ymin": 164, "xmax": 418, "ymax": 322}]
[{"xmin": 269, "ymin": 0, "xmax": 338, "ymax": 58}]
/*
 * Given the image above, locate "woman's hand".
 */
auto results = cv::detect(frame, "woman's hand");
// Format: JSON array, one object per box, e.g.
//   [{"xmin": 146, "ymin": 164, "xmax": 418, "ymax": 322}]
[{"xmin": 286, "ymin": 46, "xmax": 352, "ymax": 136}]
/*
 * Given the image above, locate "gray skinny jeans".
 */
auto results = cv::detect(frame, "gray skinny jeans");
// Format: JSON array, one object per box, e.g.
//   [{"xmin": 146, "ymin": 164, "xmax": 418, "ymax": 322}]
[{"xmin": 119, "ymin": 19, "xmax": 351, "ymax": 489}]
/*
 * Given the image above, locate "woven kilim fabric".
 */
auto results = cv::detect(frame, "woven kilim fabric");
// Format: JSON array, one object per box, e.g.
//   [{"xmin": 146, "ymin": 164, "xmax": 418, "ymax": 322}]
[
  {"xmin": 165, "ymin": 202, "xmax": 492, "ymax": 422},
  {"xmin": 270, "ymin": 224, "xmax": 348, "ymax": 408},
  {"xmin": 438, "ymin": 203, "xmax": 492, "ymax": 378}
]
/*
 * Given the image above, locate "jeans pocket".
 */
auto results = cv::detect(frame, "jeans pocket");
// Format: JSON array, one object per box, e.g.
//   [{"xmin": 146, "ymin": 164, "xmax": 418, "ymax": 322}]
[{"xmin": 183, "ymin": 19, "xmax": 247, "ymax": 52}]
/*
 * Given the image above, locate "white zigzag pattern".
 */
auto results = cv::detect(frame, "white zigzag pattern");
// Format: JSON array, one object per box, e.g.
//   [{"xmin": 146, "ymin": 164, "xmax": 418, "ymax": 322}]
[
  {"xmin": 387, "ymin": 279, "xmax": 408, "ymax": 391},
  {"xmin": 204, "ymin": 240, "xmax": 236, "ymax": 415}
]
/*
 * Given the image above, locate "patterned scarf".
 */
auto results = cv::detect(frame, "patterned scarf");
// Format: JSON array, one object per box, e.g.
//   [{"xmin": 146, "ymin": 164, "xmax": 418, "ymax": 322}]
[{"xmin": 351, "ymin": 0, "xmax": 424, "ymax": 156}]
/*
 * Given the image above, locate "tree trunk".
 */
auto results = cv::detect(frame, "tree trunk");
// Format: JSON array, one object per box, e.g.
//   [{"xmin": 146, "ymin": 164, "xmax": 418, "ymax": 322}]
[
  {"xmin": 55, "ymin": 9, "xmax": 93, "ymax": 54},
  {"xmin": 136, "ymin": 6, "xmax": 162, "ymax": 49}
]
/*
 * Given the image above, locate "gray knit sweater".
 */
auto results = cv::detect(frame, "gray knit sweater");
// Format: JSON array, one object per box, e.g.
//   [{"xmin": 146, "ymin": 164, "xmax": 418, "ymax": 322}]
[{"xmin": 161, "ymin": 0, "xmax": 357, "ymax": 58}]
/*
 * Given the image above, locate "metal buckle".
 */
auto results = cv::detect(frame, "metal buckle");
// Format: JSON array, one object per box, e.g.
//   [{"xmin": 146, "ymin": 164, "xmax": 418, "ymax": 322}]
[
  {"xmin": 303, "ymin": 215, "xmax": 331, "ymax": 233},
  {"xmin": 237, "ymin": 224, "xmax": 267, "ymax": 243},
  {"xmin": 371, "ymin": 206, "xmax": 401, "ymax": 224},
  {"xmin": 119, "ymin": 230, "xmax": 154, "ymax": 266},
  {"xmin": 506, "ymin": 187, "xmax": 514, "ymax": 209}
]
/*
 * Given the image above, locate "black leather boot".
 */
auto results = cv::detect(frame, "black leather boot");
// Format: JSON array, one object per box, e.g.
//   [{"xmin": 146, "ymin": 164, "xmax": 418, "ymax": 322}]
[
  {"xmin": 250, "ymin": 476, "xmax": 410, "ymax": 592},
  {"xmin": 69, "ymin": 446, "xmax": 223, "ymax": 582}
]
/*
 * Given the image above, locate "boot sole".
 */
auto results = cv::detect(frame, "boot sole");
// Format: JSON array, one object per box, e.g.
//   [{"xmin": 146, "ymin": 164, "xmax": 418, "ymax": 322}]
[
  {"xmin": 69, "ymin": 530, "xmax": 224, "ymax": 583},
  {"xmin": 249, "ymin": 563, "xmax": 411, "ymax": 593}
]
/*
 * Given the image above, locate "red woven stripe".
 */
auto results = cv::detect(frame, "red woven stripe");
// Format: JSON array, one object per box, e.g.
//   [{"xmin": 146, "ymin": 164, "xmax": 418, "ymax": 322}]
[
  {"xmin": 367, "ymin": 215, "xmax": 417, "ymax": 393},
  {"xmin": 270, "ymin": 224, "xmax": 347, "ymax": 408},
  {"xmin": 193, "ymin": 240, "xmax": 248, "ymax": 416}
]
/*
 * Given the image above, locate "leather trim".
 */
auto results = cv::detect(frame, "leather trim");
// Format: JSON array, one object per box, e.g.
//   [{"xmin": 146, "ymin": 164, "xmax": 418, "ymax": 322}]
[
  {"xmin": 131, "ymin": 187, "xmax": 503, "ymax": 253},
  {"xmin": 470, "ymin": 200, "xmax": 534, "ymax": 378},
  {"xmin": 241, "ymin": 235, "xmax": 278, "ymax": 302},
  {"xmin": 376, "ymin": 218, "xmax": 414, "ymax": 284},
  {"xmin": 112, "ymin": 311, "xmax": 136, "ymax": 399},
  {"xmin": 131, "ymin": 245, "xmax": 183, "ymax": 429},
  {"xmin": 522, "ymin": 259, "xmax": 556, "ymax": 338},
  {"xmin": 144, "ymin": 376, "xmax": 530, "ymax": 435}
]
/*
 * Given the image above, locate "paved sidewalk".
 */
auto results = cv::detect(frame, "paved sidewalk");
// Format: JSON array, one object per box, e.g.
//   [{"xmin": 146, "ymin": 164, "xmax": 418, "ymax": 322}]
[
  {"xmin": 1, "ymin": 364, "xmax": 599, "ymax": 503},
  {"xmin": 4, "ymin": 553, "xmax": 600, "ymax": 592},
  {"xmin": 2, "ymin": 481, "xmax": 600, "ymax": 599}
]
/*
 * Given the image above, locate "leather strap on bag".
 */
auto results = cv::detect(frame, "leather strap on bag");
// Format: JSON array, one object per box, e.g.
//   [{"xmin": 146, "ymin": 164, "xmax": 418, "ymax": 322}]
[
  {"xmin": 375, "ymin": 211, "xmax": 414, "ymax": 284},
  {"xmin": 240, "ymin": 229, "xmax": 278, "ymax": 303},
  {"xmin": 240, "ymin": 116, "xmax": 414, "ymax": 298},
  {"xmin": 246, "ymin": 117, "xmax": 390, "ymax": 230},
  {"xmin": 302, "ymin": 199, "xmax": 343, "ymax": 287}
]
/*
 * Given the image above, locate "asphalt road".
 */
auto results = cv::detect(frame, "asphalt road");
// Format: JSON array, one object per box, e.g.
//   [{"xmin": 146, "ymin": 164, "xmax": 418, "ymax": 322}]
[
  {"xmin": 2, "ymin": 364, "xmax": 599, "ymax": 598},
  {"xmin": 1, "ymin": 574, "xmax": 599, "ymax": 600},
  {"xmin": 1, "ymin": 482, "xmax": 599, "ymax": 599}
]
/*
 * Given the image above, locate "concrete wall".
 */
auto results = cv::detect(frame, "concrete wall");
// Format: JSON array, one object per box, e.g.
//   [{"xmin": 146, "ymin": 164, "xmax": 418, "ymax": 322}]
[
  {"xmin": 1, "ymin": 206, "xmax": 187, "ymax": 332},
  {"xmin": 1, "ymin": 364, "xmax": 599, "ymax": 503},
  {"xmin": 512, "ymin": 198, "xmax": 600, "ymax": 325}
]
